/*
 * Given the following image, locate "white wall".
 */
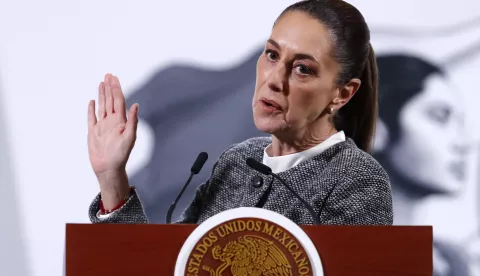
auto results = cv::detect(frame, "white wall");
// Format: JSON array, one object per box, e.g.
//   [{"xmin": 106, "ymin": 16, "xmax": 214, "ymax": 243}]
[
  {"xmin": 0, "ymin": 1, "xmax": 479, "ymax": 275},
  {"xmin": 0, "ymin": 78, "xmax": 30, "ymax": 276}
]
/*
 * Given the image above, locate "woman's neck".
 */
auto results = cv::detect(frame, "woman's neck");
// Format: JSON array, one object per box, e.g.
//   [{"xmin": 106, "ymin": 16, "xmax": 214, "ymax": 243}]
[
  {"xmin": 268, "ymin": 124, "xmax": 337, "ymax": 156},
  {"xmin": 377, "ymin": 154, "xmax": 430, "ymax": 225},
  {"xmin": 391, "ymin": 181, "xmax": 424, "ymax": 225}
]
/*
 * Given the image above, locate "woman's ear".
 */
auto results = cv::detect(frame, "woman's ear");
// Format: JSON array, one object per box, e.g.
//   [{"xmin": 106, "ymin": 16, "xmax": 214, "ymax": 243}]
[
  {"xmin": 372, "ymin": 118, "xmax": 389, "ymax": 153},
  {"xmin": 331, "ymin": 78, "xmax": 361, "ymax": 110}
]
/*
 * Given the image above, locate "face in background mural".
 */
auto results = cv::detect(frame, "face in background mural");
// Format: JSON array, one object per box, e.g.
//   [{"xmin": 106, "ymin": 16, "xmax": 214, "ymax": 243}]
[{"xmin": 375, "ymin": 54, "xmax": 471, "ymax": 195}]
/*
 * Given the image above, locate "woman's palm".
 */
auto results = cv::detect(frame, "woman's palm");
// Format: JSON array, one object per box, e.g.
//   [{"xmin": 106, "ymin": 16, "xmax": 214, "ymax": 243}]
[{"xmin": 87, "ymin": 74, "xmax": 138, "ymax": 176}]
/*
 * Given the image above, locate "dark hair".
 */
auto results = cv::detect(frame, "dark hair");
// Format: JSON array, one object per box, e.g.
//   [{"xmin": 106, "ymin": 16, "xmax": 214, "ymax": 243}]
[
  {"xmin": 376, "ymin": 54, "xmax": 444, "ymax": 144},
  {"xmin": 279, "ymin": 0, "xmax": 377, "ymax": 153}
]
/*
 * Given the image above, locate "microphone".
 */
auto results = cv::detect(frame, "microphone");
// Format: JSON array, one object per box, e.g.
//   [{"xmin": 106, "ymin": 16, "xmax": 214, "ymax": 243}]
[
  {"xmin": 166, "ymin": 152, "xmax": 208, "ymax": 224},
  {"xmin": 246, "ymin": 157, "xmax": 321, "ymax": 225}
]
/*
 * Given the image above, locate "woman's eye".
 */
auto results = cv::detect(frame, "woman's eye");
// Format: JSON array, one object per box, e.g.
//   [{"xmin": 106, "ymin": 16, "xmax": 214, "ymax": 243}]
[
  {"xmin": 265, "ymin": 50, "xmax": 278, "ymax": 61},
  {"xmin": 294, "ymin": 64, "xmax": 313, "ymax": 75},
  {"xmin": 426, "ymin": 105, "xmax": 451, "ymax": 124}
]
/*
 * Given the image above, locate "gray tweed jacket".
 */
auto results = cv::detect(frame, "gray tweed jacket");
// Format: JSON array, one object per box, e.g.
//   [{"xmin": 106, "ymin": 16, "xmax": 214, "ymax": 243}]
[{"xmin": 89, "ymin": 137, "xmax": 393, "ymax": 225}]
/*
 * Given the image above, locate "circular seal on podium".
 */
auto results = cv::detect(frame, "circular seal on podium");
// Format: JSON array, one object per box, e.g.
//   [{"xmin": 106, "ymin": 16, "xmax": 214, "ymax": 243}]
[{"xmin": 175, "ymin": 207, "xmax": 323, "ymax": 276}]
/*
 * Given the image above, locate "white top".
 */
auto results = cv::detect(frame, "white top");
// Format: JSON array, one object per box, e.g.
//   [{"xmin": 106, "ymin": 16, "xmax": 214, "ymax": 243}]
[
  {"xmin": 263, "ymin": 131, "xmax": 346, "ymax": 174},
  {"xmin": 97, "ymin": 131, "xmax": 346, "ymax": 219}
]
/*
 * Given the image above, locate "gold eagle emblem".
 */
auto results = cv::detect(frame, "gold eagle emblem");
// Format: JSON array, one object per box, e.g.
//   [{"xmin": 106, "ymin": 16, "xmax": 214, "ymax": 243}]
[{"xmin": 202, "ymin": 234, "xmax": 293, "ymax": 276}]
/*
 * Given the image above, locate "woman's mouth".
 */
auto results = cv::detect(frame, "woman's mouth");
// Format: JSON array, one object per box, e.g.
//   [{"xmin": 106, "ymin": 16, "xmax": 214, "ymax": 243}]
[
  {"xmin": 260, "ymin": 98, "xmax": 282, "ymax": 112},
  {"xmin": 448, "ymin": 161, "xmax": 466, "ymax": 181}
]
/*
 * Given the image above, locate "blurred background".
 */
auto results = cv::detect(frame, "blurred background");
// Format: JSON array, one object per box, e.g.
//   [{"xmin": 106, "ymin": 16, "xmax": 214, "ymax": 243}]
[{"xmin": 1, "ymin": 0, "xmax": 479, "ymax": 275}]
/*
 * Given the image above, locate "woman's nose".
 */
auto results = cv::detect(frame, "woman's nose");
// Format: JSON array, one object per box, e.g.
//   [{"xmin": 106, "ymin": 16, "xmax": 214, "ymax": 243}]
[
  {"xmin": 451, "ymin": 133, "xmax": 473, "ymax": 156},
  {"xmin": 451, "ymin": 115, "xmax": 474, "ymax": 156},
  {"xmin": 452, "ymin": 142, "xmax": 471, "ymax": 156},
  {"xmin": 266, "ymin": 64, "xmax": 287, "ymax": 93}
]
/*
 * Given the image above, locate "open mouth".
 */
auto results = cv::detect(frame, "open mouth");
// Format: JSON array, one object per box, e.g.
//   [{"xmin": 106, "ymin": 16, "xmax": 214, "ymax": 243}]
[{"xmin": 260, "ymin": 98, "xmax": 282, "ymax": 111}]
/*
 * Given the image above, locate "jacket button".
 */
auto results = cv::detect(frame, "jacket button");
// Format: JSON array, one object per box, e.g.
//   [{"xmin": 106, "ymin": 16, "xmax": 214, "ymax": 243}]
[{"xmin": 251, "ymin": 176, "xmax": 263, "ymax": 188}]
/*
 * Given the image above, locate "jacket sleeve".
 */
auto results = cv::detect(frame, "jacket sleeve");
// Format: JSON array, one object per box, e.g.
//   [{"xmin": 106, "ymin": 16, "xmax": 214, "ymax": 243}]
[
  {"xmin": 87, "ymin": 178, "xmax": 210, "ymax": 224},
  {"xmin": 88, "ymin": 188, "xmax": 148, "ymax": 224},
  {"xmin": 318, "ymin": 174, "xmax": 394, "ymax": 225}
]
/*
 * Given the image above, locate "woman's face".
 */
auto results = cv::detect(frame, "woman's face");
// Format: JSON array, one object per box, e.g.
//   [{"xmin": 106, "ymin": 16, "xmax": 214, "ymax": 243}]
[
  {"xmin": 387, "ymin": 74, "xmax": 471, "ymax": 194},
  {"xmin": 252, "ymin": 11, "xmax": 346, "ymax": 138}
]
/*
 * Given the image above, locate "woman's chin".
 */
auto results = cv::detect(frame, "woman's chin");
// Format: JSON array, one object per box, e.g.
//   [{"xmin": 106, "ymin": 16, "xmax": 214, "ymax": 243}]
[
  {"xmin": 253, "ymin": 117, "xmax": 286, "ymax": 134},
  {"xmin": 418, "ymin": 179, "xmax": 463, "ymax": 195},
  {"xmin": 438, "ymin": 181, "xmax": 464, "ymax": 195}
]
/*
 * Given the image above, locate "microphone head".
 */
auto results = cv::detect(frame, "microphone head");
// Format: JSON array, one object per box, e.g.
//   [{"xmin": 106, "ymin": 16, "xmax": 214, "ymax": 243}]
[
  {"xmin": 191, "ymin": 152, "xmax": 208, "ymax": 174},
  {"xmin": 246, "ymin": 157, "xmax": 272, "ymax": 175}
]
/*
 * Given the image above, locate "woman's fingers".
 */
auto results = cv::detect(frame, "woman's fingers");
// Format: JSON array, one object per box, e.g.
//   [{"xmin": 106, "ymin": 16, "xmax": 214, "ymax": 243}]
[
  {"xmin": 111, "ymin": 75, "xmax": 126, "ymax": 121},
  {"xmin": 104, "ymin": 74, "xmax": 114, "ymax": 115},
  {"xmin": 98, "ymin": 82, "xmax": 106, "ymax": 120},
  {"xmin": 88, "ymin": 100, "xmax": 97, "ymax": 129},
  {"xmin": 97, "ymin": 73, "xmax": 125, "ymax": 122}
]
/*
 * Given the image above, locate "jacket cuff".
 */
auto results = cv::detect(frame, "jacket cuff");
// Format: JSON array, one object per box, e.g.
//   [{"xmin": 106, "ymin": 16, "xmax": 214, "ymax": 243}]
[{"xmin": 88, "ymin": 189, "xmax": 148, "ymax": 224}]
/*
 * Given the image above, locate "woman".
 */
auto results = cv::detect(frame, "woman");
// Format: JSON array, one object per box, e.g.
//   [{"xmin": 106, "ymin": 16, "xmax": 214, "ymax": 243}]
[
  {"xmin": 373, "ymin": 54, "xmax": 472, "ymax": 275},
  {"xmin": 86, "ymin": 0, "xmax": 393, "ymax": 225},
  {"xmin": 374, "ymin": 54, "xmax": 471, "ymax": 222}
]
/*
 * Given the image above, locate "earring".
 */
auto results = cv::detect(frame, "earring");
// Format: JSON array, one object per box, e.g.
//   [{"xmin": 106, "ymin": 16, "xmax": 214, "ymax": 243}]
[{"xmin": 328, "ymin": 106, "xmax": 334, "ymax": 114}]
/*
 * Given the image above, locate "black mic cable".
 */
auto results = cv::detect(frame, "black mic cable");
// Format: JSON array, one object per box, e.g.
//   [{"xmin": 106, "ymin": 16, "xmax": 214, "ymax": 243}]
[
  {"xmin": 166, "ymin": 152, "xmax": 208, "ymax": 224},
  {"xmin": 246, "ymin": 157, "xmax": 321, "ymax": 225}
]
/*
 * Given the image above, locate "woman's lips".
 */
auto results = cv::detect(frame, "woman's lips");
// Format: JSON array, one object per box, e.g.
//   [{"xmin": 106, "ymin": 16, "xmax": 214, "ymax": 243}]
[
  {"xmin": 260, "ymin": 97, "xmax": 282, "ymax": 112},
  {"xmin": 448, "ymin": 160, "xmax": 466, "ymax": 181}
]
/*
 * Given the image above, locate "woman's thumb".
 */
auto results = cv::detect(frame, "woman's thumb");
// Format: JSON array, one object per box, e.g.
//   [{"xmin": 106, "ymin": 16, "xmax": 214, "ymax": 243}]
[{"xmin": 125, "ymin": 103, "xmax": 139, "ymax": 140}]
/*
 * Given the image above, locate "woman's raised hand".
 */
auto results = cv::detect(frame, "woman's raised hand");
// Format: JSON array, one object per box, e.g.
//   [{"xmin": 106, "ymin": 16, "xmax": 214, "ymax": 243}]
[{"xmin": 87, "ymin": 74, "xmax": 138, "ymax": 208}]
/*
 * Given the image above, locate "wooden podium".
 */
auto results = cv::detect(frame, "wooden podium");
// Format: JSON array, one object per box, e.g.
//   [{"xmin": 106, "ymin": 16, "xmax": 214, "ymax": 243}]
[{"xmin": 65, "ymin": 223, "xmax": 432, "ymax": 275}]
